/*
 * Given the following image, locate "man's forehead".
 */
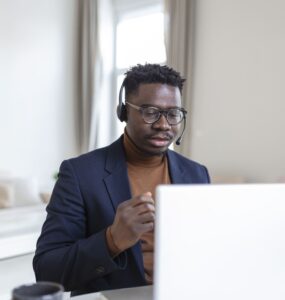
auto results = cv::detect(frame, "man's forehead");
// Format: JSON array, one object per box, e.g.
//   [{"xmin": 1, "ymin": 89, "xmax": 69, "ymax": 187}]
[{"xmin": 126, "ymin": 83, "xmax": 181, "ymax": 108}]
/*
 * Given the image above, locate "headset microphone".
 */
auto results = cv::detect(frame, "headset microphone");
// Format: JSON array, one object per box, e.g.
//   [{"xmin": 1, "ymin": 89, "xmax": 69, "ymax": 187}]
[{"xmin": 175, "ymin": 117, "xmax": 186, "ymax": 146}]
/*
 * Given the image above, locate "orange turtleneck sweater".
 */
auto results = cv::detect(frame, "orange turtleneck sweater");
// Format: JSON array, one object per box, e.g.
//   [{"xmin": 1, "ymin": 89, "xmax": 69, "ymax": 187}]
[{"xmin": 124, "ymin": 131, "xmax": 171, "ymax": 283}]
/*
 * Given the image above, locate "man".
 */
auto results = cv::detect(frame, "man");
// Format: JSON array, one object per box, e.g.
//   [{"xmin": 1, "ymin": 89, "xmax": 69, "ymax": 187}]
[{"xmin": 33, "ymin": 64, "xmax": 210, "ymax": 296}]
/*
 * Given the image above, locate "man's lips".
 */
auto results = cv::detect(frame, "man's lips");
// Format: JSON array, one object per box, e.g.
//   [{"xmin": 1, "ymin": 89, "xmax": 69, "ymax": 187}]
[{"xmin": 147, "ymin": 135, "xmax": 173, "ymax": 147}]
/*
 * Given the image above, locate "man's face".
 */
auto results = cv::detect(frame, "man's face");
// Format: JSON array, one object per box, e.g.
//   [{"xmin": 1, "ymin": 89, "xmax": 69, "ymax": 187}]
[{"xmin": 125, "ymin": 83, "xmax": 182, "ymax": 156}]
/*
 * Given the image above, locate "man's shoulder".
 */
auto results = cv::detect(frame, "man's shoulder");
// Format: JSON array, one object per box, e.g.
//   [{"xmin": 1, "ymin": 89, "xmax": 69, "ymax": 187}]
[
  {"xmin": 64, "ymin": 137, "xmax": 123, "ymax": 169},
  {"xmin": 167, "ymin": 149, "xmax": 210, "ymax": 183},
  {"xmin": 167, "ymin": 149, "xmax": 205, "ymax": 168}
]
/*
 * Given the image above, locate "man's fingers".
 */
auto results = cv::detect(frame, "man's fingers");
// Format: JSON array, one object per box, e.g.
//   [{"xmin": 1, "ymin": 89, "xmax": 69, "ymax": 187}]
[
  {"xmin": 135, "ymin": 202, "xmax": 155, "ymax": 215},
  {"xmin": 138, "ymin": 222, "xmax": 154, "ymax": 233},
  {"xmin": 117, "ymin": 192, "xmax": 153, "ymax": 210},
  {"xmin": 137, "ymin": 212, "xmax": 155, "ymax": 224},
  {"xmin": 112, "ymin": 192, "xmax": 155, "ymax": 250},
  {"xmin": 132, "ymin": 192, "xmax": 154, "ymax": 207}
]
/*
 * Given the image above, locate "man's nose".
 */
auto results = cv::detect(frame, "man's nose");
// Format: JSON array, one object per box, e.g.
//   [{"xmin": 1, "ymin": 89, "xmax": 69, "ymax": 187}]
[{"xmin": 152, "ymin": 113, "xmax": 171, "ymax": 130}]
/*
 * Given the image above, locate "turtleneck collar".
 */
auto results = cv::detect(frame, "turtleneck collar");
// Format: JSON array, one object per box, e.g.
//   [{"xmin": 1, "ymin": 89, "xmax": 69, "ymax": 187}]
[{"xmin": 123, "ymin": 129, "xmax": 166, "ymax": 167}]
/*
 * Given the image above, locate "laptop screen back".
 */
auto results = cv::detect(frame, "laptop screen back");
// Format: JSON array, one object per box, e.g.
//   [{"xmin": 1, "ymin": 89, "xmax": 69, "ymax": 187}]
[{"xmin": 154, "ymin": 184, "xmax": 285, "ymax": 300}]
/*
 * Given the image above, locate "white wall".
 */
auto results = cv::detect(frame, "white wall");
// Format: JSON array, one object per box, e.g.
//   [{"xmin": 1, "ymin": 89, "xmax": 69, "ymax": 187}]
[
  {"xmin": 190, "ymin": 0, "xmax": 285, "ymax": 183},
  {"xmin": 0, "ymin": 0, "xmax": 79, "ymax": 191}
]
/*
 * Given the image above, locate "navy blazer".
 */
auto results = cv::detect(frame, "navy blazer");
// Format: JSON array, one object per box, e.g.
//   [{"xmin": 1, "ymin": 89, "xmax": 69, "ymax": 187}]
[{"xmin": 33, "ymin": 137, "xmax": 210, "ymax": 296}]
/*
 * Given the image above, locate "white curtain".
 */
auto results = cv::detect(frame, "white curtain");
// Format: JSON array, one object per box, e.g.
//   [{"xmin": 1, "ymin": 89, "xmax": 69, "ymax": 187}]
[
  {"xmin": 164, "ymin": 0, "xmax": 194, "ymax": 157},
  {"xmin": 78, "ymin": 0, "xmax": 114, "ymax": 153}
]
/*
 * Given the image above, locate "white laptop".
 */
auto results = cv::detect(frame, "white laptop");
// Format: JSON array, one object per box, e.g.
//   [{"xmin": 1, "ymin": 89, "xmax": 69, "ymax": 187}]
[{"xmin": 154, "ymin": 184, "xmax": 285, "ymax": 300}]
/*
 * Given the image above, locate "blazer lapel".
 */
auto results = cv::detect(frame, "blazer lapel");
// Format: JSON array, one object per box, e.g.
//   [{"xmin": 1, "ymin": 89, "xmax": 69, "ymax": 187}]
[
  {"xmin": 103, "ymin": 137, "xmax": 131, "ymax": 211},
  {"xmin": 167, "ymin": 150, "xmax": 187, "ymax": 183},
  {"xmin": 167, "ymin": 150, "xmax": 199, "ymax": 184},
  {"xmin": 103, "ymin": 137, "xmax": 145, "ymax": 281}
]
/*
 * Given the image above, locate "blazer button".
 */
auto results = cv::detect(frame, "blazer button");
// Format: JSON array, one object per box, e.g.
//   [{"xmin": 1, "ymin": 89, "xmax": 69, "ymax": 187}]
[{"xmin": 95, "ymin": 266, "xmax": 105, "ymax": 274}]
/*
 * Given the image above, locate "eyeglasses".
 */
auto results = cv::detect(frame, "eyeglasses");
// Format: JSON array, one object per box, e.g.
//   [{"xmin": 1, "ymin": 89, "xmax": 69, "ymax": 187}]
[{"xmin": 126, "ymin": 102, "xmax": 187, "ymax": 125}]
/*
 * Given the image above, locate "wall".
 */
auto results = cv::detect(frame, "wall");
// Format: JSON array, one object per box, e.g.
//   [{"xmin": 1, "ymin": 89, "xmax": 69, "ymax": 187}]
[
  {"xmin": 0, "ymin": 0, "xmax": 79, "ymax": 191},
  {"xmin": 190, "ymin": 0, "xmax": 285, "ymax": 182}
]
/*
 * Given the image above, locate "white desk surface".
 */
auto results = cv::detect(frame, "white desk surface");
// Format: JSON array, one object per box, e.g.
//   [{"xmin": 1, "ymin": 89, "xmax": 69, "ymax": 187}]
[{"xmin": 72, "ymin": 285, "xmax": 152, "ymax": 300}]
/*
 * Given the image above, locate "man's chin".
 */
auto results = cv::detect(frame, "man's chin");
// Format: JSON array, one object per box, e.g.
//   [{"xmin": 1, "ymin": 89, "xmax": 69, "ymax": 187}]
[{"xmin": 143, "ymin": 145, "xmax": 170, "ymax": 156}]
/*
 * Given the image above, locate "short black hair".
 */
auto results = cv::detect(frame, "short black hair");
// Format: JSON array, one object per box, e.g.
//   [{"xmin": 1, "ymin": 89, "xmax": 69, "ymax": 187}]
[{"xmin": 123, "ymin": 63, "xmax": 186, "ymax": 98}]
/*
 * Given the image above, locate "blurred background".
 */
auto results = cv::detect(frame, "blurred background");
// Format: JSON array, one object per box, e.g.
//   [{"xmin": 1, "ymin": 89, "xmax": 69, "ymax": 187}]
[{"xmin": 0, "ymin": 0, "xmax": 284, "ymax": 298}]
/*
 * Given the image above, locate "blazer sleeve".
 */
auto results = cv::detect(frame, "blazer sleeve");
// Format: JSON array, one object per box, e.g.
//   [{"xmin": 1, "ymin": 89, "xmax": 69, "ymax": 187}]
[{"xmin": 33, "ymin": 160, "xmax": 127, "ymax": 291}]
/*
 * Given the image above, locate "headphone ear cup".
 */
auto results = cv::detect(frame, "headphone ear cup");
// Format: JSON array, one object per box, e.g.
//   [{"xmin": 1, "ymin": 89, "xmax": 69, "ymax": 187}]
[
  {"xmin": 121, "ymin": 104, "xmax": 127, "ymax": 122},
  {"xmin": 116, "ymin": 104, "xmax": 122, "ymax": 121},
  {"xmin": 117, "ymin": 103, "xmax": 127, "ymax": 122},
  {"xmin": 117, "ymin": 79, "xmax": 127, "ymax": 122}
]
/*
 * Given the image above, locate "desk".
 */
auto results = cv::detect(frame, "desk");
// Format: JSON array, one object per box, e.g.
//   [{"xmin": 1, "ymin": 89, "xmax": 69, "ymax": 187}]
[{"xmin": 72, "ymin": 285, "xmax": 152, "ymax": 300}]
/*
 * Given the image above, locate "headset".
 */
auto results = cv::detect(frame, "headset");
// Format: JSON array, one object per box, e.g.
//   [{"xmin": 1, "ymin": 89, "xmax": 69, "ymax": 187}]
[
  {"xmin": 116, "ymin": 79, "xmax": 127, "ymax": 122},
  {"xmin": 175, "ymin": 116, "xmax": 186, "ymax": 146},
  {"xmin": 116, "ymin": 79, "xmax": 186, "ymax": 145}
]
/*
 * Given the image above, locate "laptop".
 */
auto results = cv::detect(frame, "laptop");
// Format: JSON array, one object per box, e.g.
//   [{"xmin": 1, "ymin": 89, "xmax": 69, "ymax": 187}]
[{"xmin": 154, "ymin": 184, "xmax": 285, "ymax": 300}]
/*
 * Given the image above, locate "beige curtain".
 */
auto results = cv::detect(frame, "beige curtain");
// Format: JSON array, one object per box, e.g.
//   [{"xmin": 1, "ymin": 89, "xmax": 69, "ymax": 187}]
[
  {"xmin": 164, "ymin": 0, "xmax": 194, "ymax": 157},
  {"xmin": 78, "ymin": 0, "xmax": 114, "ymax": 153}
]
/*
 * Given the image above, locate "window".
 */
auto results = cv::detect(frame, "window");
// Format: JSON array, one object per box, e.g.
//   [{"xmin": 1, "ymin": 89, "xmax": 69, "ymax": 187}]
[
  {"xmin": 113, "ymin": 0, "xmax": 166, "ymax": 137},
  {"xmin": 116, "ymin": 12, "xmax": 166, "ymax": 68}
]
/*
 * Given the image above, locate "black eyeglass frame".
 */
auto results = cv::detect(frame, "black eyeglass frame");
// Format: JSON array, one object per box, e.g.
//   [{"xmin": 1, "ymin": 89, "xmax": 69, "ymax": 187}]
[{"xmin": 125, "ymin": 101, "xmax": 187, "ymax": 125}]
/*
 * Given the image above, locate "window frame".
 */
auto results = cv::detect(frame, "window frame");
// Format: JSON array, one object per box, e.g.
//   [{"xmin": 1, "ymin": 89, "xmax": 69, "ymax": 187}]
[{"xmin": 112, "ymin": 0, "xmax": 165, "ymax": 137}]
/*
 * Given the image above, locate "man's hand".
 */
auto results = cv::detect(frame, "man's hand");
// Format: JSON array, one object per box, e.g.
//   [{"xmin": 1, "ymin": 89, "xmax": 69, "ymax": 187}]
[{"xmin": 109, "ymin": 192, "xmax": 155, "ymax": 252}]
